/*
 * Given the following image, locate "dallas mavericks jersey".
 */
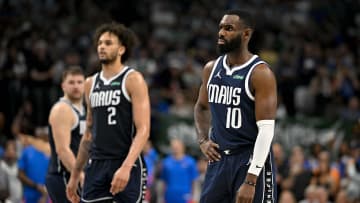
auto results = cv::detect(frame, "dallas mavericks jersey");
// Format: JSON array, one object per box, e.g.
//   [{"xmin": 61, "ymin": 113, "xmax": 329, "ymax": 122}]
[
  {"xmin": 89, "ymin": 67, "xmax": 135, "ymax": 159},
  {"xmin": 207, "ymin": 54, "xmax": 266, "ymax": 150},
  {"xmin": 48, "ymin": 98, "xmax": 86, "ymax": 174}
]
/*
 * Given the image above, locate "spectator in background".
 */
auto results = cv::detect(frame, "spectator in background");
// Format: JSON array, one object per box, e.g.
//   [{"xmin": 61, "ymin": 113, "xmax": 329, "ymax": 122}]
[
  {"xmin": 273, "ymin": 142, "xmax": 289, "ymax": 199},
  {"xmin": 169, "ymin": 91, "xmax": 193, "ymax": 118},
  {"xmin": 11, "ymin": 100, "xmax": 37, "ymax": 157},
  {"xmin": 11, "ymin": 100, "xmax": 36, "ymax": 137},
  {"xmin": 308, "ymin": 143, "xmax": 323, "ymax": 171},
  {"xmin": 299, "ymin": 185, "xmax": 318, "ymax": 203},
  {"xmin": 278, "ymin": 190, "xmax": 297, "ymax": 203},
  {"xmin": 0, "ymin": 151, "xmax": 10, "ymax": 202},
  {"xmin": 28, "ymin": 39, "xmax": 55, "ymax": 126},
  {"xmin": 333, "ymin": 66, "xmax": 359, "ymax": 103},
  {"xmin": 345, "ymin": 145, "xmax": 360, "ymax": 202},
  {"xmin": 315, "ymin": 186, "xmax": 331, "ymax": 203},
  {"xmin": 282, "ymin": 146, "xmax": 312, "ymax": 201},
  {"xmin": 277, "ymin": 51, "xmax": 298, "ymax": 116},
  {"xmin": 309, "ymin": 65, "xmax": 333, "ymax": 115},
  {"xmin": 335, "ymin": 190, "xmax": 350, "ymax": 203},
  {"xmin": 159, "ymin": 138, "xmax": 199, "ymax": 203},
  {"xmin": 311, "ymin": 150, "xmax": 340, "ymax": 201},
  {"xmin": 0, "ymin": 139, "xmax": 22, "ymax": 203},
  {"xmin": 18, "ymin": 127, "xmax": 49, "ymax": 203},
  {"xmin": 128, "ymin": 48, "xmax": 158, "ymax": 86},
  {"xmin": 143, "ymin": 140, "xmax": 159, "ymax": 203},
  {"xmin": 2, "ymin": 43, "xmax": 28, "ymax": 120},
  {"xmin": 339, "ymin": 96, "xmax": 360, "ymax": 122}
]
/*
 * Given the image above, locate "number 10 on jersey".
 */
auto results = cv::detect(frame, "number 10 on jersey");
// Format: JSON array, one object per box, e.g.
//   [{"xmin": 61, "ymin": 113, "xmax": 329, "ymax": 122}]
[{"xmin": 226, "ymin": 107, "xmax": 242, "ymax": 128}]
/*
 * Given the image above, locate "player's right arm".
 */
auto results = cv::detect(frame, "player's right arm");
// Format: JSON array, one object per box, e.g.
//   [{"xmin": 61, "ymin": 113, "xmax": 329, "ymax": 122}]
[
  {"xmin": 67, "ymin": 76, "xmax": 93, "ymax": 203},
  {"xmin": 49, "ymin": 102, "xmax": 77, "ymax": 172},
  {"xmin": 194, "ymin": 60, "xmax": 221, "ymax": 161}
]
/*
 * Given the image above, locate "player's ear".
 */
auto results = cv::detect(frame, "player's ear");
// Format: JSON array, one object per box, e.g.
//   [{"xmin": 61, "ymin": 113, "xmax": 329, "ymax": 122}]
[
  {"xmin": 118, "ymin": 46, "xmax": 125, "ymax": 56},
  {"xmin": 61, "ymin": 81, "xmax": 65, "ymax": 91},
  {"xmin": 243, "ymin": 28, "xmax": 252, "ymax": 41}
]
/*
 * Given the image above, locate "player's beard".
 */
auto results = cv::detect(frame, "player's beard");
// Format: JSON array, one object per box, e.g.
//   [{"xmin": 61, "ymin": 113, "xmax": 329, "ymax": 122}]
[
  {"xmin": 99, "ymin": 51, "xmax": 118, "ymax": 65},
  {"xmin": 217, "ymin": 34, "xmax": 242, "ymax": 55}
]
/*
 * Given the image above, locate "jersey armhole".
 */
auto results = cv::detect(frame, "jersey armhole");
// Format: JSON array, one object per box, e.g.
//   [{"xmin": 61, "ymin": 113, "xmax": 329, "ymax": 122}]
[
  {"xmin": 122, "ymin": 69, "xmax": 135, "ymax": 102},
  {"xmin": 88, "ymin": 73, "xmax": 98, "ymax": 101},
  {"xmin": 70, "ymin": 108, "xmax": 79, "ymax": 130},
  {"xmin": 206, "ymin": 56, "xmax": 222, "ymax": 89},
  {"xmin": 245, "ymin": 61, "xmax": 266, "ymax": 101}
]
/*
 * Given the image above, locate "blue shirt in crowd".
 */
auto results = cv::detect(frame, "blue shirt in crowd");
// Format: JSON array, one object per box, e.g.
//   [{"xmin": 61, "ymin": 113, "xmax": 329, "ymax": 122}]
[
  {"xmin": 161, "ymin": 155, "xmax": 199, "ymax": 203},
  {"xmin": 18, "ymin": 145, "xmax": 49, "ymax": 203}
]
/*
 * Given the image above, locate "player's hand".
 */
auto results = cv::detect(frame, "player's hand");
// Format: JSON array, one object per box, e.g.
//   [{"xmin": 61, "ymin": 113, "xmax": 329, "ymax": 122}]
[
  {"xmin": 66, "ymin": 174, "xmax": 80, "ymax": 203},
  {"xmin": 199, "ymin": 140, "xmax": 221, "ymax": 161},
  {"xmin": 236, "ymin": 184, "xmax": 255, "ymax": 203},
  {"xmin": 110, "ymin": 165, "xmax": 132, "ymax": 195}
]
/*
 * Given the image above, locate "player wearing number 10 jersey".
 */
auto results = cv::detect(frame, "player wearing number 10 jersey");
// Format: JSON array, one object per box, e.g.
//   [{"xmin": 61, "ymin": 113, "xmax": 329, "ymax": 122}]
[
  {"xmin": 66, "ymin": 22, "xmax": 150, "ymax": 203},
  {"xmin": 194, "ymin": 10, "xmax": 278, "ymax": 203}
]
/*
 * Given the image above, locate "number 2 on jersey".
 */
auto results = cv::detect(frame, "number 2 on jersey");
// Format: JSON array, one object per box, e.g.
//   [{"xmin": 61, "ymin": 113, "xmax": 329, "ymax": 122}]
[
  {"xmin": 107, "ymin": 107, "xmax": 117, "ymax": 125},
  {"xmin": 226, "ymin": 107, "xmax": 242, "ymax": 128}
]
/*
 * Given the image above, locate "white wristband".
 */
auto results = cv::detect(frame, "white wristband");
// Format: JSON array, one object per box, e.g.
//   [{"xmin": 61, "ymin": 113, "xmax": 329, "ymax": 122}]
[{"xmin": 248, "ymin": 120, "xmax": 275, "ymax": 176}]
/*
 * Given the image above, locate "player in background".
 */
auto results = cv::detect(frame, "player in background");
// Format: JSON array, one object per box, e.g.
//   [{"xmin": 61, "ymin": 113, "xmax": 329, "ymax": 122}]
[{"xmin": 46, "ymin": 66, "xmax": 86, "ymax": 203}]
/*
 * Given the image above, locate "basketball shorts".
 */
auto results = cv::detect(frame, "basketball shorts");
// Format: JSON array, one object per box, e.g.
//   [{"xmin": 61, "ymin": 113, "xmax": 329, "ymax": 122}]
[
  {"xmin": 81, "ymin": 157, "xmax": 147, "ymax": 203},
  {"xmin": 200, "ymin": 149, "xmax": 277, "ymax": 203},
  {"xmin": 46, "ymin": 172, "xmax": 75, "ymax": 203}
]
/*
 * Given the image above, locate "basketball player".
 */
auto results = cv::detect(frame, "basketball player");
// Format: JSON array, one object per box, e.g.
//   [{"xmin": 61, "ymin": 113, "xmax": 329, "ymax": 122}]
[
  {"xmin": 66, "ymin": 22, "xmax": 150, "ymax": 203},
  {"xmin": 46, "ymin": 66, "xmax": 86, "ymax": 203},
  {"xmin": 194, "ymin": 10, "xmax": 277, "ymax": 203}
]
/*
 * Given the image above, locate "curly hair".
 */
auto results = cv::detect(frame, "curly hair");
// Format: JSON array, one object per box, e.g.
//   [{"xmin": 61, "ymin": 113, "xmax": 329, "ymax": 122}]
[{"xmin": 93, "ymin": 22, "xmax": 138, "ymax": 63}]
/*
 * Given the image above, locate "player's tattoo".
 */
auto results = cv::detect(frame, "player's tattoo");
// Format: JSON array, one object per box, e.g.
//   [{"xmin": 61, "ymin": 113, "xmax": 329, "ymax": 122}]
[{"xmin": 74, "ymin": 139, "xmax": 91, "ymax": 172}]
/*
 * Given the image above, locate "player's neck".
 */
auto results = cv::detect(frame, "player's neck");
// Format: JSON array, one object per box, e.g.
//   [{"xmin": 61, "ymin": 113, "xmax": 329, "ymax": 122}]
[
  {"xmin": 63, "ymin": 96, "xmax": 83, "ymax": 109},
  {"xmin": 72, "ymin": 100, "xmax": 83, "ymax": 110},
  {"xmin": 226, "ymin": 49, "xmax": 252, "ymax": 68},
  {"xmin": 101, "ymin": 60, "xmax": 125, "ymax": 79}
]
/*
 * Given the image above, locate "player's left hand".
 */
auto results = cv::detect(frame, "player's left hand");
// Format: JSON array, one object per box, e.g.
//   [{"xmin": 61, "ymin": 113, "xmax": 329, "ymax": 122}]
[
  {"xmin": 236, "ymin": 184, "xmax": 255, "ymax": 203},
  {"xmin": 110, "ymin": 165, "xmax": 132, "ymax": 195}
]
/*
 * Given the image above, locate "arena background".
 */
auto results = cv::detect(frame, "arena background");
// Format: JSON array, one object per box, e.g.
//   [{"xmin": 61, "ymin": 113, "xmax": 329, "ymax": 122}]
[{"xmin": 0, "ymin": 0, "xmax": 359, "ymax": 203}]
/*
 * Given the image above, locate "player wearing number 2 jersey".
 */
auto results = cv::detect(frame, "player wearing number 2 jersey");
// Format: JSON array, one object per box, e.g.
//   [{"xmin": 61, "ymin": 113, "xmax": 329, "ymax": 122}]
[
  {"xmin": 194, "ymin": 10, "xmax": 278, "ymax": 203},
  {"xmin": 66, "ymin": 22, "xmax": 150, "ymax": 203}
]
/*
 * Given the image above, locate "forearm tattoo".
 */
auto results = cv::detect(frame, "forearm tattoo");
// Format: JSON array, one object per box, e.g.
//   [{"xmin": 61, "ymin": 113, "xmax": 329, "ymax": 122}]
[{"xmin": 74, "ymin": 139, "xmax": 91, "ymax": 172}]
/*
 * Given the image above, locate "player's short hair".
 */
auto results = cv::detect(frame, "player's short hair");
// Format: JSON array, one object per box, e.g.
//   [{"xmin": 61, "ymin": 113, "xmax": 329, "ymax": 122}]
[
  {"xmin": 62, "ymin": 66, "xmax": 84, "ymax": 82},
  {"xmin": 224, "ymin": 9, "xmax": 255, "ymax": 29},
  {"xmin": 94, "ymin": 22, "xmax": 138, "ymax": 63}
]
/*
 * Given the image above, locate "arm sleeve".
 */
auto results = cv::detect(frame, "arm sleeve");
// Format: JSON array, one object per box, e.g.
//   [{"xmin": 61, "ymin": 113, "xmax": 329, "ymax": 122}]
[{"xmin": 247, "ymin": 120, "xmax": 275, "ymax": 176}]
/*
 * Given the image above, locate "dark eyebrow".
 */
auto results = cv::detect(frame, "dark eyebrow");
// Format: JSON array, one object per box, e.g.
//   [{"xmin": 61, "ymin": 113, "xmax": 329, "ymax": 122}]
[
  {"xmin": 98, "ymin": 39, "xmax": 114, "ymax": 43},
  {"xmin": 219, "ymin": 23, "xmax": 235, "ymax": 28}
]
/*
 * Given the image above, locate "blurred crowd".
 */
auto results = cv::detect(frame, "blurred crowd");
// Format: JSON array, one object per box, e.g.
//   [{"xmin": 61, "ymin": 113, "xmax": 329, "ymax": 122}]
[{"xmin": 0, "ymin": 0, "xmax": 359, "ymax": 202}]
